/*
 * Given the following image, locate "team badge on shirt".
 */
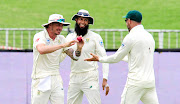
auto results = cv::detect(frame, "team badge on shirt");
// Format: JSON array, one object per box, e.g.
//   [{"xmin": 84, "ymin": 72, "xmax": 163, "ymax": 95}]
[
  {"xmin": 46, "ymin": 39, "xmax": 50, "ymax": 45},
  {"xmin": 121, "ymin": 43, "xmax": 125, "ymax": 48},
  {"xmin": 37, "ymin": 90, "xmax": 41, "ymax": 95},
  {"xmin": 35, "ymin": 38, "xmax": 40, "ymax": 42},
  {"xmin": 58, "ymin": 40, "xmax": 61, "ymax": 44},
  {"xmin": 99, "ymin": 40, "xmax": 104, "ymax": 47},
  {"xmin": 86, "ymin": 38, "xmax": 89, "ymax": 43}
]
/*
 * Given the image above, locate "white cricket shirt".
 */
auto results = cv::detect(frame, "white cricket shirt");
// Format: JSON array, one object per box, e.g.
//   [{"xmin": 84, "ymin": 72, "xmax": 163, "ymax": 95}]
[
  {"xmin": 66, "ymin": 30, "xmax": 109, "ymax": 79},
  {"xmin": 32, "ymin": 29, "xmax": 68, "ymax": 79},
  {"xmin": 99, "ymin": 25, "xmax": 156, "ymax": 88}
]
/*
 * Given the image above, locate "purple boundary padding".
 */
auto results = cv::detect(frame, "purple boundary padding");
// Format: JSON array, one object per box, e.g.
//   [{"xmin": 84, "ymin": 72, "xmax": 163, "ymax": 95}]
[{"xmin": 0, "ymin": 52, "xmax": 180, "ymax": 104}]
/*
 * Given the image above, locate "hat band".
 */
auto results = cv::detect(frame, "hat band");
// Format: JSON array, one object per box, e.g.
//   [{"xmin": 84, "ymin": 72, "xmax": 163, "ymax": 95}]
[
  {"xmin": 49, "ymin": 18, "xmax": 65, "ymax": 23},
  {"xmin": 77, "ymin": 12, "xmax": 90, "ymax": 16}
]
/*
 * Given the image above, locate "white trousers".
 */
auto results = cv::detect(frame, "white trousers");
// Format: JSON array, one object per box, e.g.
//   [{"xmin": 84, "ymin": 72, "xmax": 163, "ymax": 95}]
[
  {"xmin": 31, "ymin": 75, "xmax": 64, "ymax": 104},
  {"xmin": 121, "ymin": 85, "xmax": 159, "ymax": 104},
  {"xmin": 67, "ymin": 70, "xmax": 101, "ymax": 104}
]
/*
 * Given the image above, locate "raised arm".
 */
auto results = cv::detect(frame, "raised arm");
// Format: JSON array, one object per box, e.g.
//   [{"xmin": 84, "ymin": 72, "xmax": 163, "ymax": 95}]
[{"xmin": 64, "ymin": 37, "xmax": 84, "ymax": 61}]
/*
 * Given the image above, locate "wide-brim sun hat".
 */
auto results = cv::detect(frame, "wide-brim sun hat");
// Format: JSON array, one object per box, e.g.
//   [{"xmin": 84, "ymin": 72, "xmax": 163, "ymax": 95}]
[
  {"xmin": 72, "ymin": 9, "xmax": 94, "ymax": 25},
  {"xmin": 42, "ymin": 14, "xmax": 70, "ymax": 27}
]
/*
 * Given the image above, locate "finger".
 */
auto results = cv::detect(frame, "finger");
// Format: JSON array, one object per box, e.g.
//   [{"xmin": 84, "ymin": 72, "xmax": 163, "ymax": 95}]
[
  {"xmin": 84, "ymin": 58, "xmax": 88, "ymax": 61},
  {"xmin": 91, "ymin": 53, "xmax": 97, "ymax": 58},
  {"xmin": 102, "ymin": 83, "xmax": 106, "ymax": 90},
  {"xmin": 81, "ymin": 38, "xmax": 84, "ymax": 43},
  {"xmin": 80, "ymin": 38, "xmax": 84, "ymax": 43},
  {"xmin": 72, "ymin": 40, "xmax": 78, "ymax": 43},
  {"xmin": 90, "ymin": 53, "xmax": 96, "ymax": 58},
  {"xmin": 71, "ymin": 43, "xmax": 75, "ymax": 46},
  {"xmin": 106, "ymin": 87, "xmax": 109, "ymax": 96},
  {"xmin": 90, "ymin": 53, "xmax": 99, "ymax": 61},
  {"xmin": 84, "ymin": 58, "xmax": 92, "ymax": 61}
]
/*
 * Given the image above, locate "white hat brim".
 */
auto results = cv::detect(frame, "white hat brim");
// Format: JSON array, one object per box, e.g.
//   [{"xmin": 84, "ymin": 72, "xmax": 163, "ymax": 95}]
[{"xmin": 42, "ymin": 21, "xmax": 70, "ymax": 27}]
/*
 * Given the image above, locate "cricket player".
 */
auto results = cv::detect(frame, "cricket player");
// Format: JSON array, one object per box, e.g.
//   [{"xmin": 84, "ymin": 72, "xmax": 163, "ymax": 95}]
[
  {"xmin": 85, "ymin": 10, "xmax": 159, "ymax": 104},
  {"xmin": 31, "ymin": 14, "xmax": 84, "ymax": 104},
  {"xmin": 66, "ymin": 9, "xmax": 109, "ymax": 104}
]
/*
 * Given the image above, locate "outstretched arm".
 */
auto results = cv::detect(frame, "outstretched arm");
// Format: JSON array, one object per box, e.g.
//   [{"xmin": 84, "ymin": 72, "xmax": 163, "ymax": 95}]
[
  {"xmin": 85, "ymin": 34, "xmax": 132, "ymax": 63},
  {"xmin": 65, "ymin": 36, "xmax": 84, "ymax": 61},
  {"xmin": 36, "ymin": 40, "xmax": 78, "ymax": 54},
  {"xmin": 84, "ymin": 53, "xmax": 99, "ymax": 61}
]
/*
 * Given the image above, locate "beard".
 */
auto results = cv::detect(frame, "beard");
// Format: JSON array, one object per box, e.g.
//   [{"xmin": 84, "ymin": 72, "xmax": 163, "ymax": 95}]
[{"xmin": 75, "ymin": 23, "xmax": 89, "ymax": 36}]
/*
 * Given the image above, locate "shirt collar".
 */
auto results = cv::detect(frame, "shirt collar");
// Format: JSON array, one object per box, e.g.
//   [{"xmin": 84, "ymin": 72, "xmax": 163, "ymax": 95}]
[
  {"xmin": 44, "ymin": 28, "xmax": 59, "ymax": 41},
  {"xmin": 44, "ymin": 28, "xmax": 51, "ymax": 39},
  {"xmin": 130, "ymin": 24, "xmax": 144, "ymax": 33}
]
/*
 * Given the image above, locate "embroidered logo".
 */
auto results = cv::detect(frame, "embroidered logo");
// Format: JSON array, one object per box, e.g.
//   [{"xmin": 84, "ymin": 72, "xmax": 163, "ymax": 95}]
[
  {"xmin": 121, "ymin": 43, "xmax": 125, "ymax": 47},
  {"xmin": 46, "ymin": 39, "xmax": 50, "ymax": 45},
  {"xmin": 37, "ymin": 90, "xmax": 41, "ymax": 95},
  {"xmin": 35, "ymin": 38, "xmax": 40, "ymax": 42},
  {"xmin": 58, "ymin": 40, "xmax": 61, "ymax": 44},
  {"xmin": 99, "ymin": 40, "xmax": 104, "ymax": 47},
  {"xmin": 86, "ymin": 38, "xmax": 89, "ymax": 43}
]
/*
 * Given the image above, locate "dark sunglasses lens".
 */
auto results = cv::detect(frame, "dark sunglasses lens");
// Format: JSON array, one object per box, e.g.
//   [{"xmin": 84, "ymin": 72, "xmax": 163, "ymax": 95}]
[
  {"xmin": 125, "ymin": 19, "xmax": 128, "ymax": 22},
  {"xmin": 83, "ymin": 13, "xmax": 89, "ymax": 16},
  {"xmin": 77, "ymin": 12, "xmax": 89, "ymax": 16},
  {"xmin": 77, "ymin": 12, "xmax": 82, "ymax": 15},
  {"xmin": 57, "ymin": 19, "xmax": 65, "ymax": 22}
]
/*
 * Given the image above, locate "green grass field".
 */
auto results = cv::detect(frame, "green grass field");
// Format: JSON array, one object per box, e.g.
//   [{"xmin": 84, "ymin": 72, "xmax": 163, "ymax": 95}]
[
  {"xmin": 0, "ymin": 0, "xmax": 180, "ymax": 49},
  {"xmin": 0, "ymin": 0, "xmax": 180, "ymax": 29}
]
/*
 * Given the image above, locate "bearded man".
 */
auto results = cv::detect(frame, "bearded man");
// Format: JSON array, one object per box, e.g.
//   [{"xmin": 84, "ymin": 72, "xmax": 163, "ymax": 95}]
[{"xmin": 66, "ymin": 9, "xmax": 109, "ymax": 104}]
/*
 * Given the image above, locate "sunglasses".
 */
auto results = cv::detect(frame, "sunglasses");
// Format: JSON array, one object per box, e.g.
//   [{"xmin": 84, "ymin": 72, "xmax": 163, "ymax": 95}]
[
  {"xmin": 77, "ymin": 12, "xmax": 90, "ymax": 16},
  {"xmin": 125, "ymin": 18, "xmax": 129, "ymax": 22},
  {"xmin": 56, "ymin": 18, "xmax": 65, "ymax": 22}
]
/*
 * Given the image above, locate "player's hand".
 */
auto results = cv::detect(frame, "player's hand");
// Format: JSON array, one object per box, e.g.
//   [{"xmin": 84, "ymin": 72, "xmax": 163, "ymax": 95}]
[
  {"xmin": 63, "ymin": 40, "xmax": 78, "ymax": 48},
  {"xmin": 102, "ymin": 78, "xmax": 109, "ymax": 96},
  {"xmin": 77, "ymin": 36, "xmax": 84, "ymax": 49},
  {"xmin": 84, "ymin": 53, "xmax": 99, "ymax": 61}
]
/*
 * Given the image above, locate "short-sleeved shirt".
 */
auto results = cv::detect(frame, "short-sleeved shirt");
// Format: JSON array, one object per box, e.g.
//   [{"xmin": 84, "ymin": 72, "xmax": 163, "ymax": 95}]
[
  {"xmin": 66, "ymin": 30, "xmax": 109, "ymax": 79},
  {"xmin": 99, "ymin": 25, "xmax": 156, "ymax": 88},
  {"xmin": 32, "ymin": 29, "xmax": 68, "ymax": 79}
]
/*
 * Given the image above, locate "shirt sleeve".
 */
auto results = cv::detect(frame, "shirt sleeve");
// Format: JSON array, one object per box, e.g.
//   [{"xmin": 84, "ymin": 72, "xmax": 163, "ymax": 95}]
[
  {"xmin": 122, "ymin": 55, "xmax": 128, "ymax": 62},
  {"xmin": 95, "ymin": 34, "xmax": 109, "ymax": 80},
  {"xmin": 33, "ymin": 33, "xmax": 46, "ymax": 49},
  {"xmin": 99, "ymin": 35, "xmax": 132, "ymax": 63}
]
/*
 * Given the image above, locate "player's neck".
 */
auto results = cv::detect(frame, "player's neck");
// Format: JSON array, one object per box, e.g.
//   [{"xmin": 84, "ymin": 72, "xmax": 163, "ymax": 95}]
[{"xmin": 47, "ymin": 30, "xmax": 57, "ymax": 40}]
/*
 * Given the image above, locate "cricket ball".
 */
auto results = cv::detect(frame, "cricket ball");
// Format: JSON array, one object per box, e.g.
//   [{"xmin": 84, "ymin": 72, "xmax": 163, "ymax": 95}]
[{"xmin": 77, "ymin": 37, "xmax": 82, "ymax": 42}]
